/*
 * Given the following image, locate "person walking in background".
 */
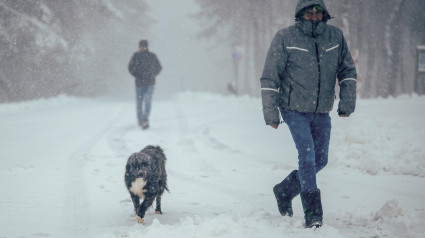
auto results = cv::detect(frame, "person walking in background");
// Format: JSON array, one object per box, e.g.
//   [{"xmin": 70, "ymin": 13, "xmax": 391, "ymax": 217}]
[
  {"xmin": 128, "ymin": 40, "xmax": 162, "ymax": 129},
  {"xmin": 260, "ymin": 0, "xmax": 357, "ymax": 228}
]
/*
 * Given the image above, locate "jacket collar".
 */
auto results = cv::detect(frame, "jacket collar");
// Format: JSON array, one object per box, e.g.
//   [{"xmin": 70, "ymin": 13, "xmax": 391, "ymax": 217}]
[{"xmin": 296, "ymin": 20, "xmax": 326, "ymax": 38}]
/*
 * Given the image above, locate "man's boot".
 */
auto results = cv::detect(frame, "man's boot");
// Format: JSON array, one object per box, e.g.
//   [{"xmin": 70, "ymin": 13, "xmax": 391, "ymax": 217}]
[
  {"xmin": 273, "ymin": 170, "xmax": 301, "ymax": 217},
  {"xmin": 300, "ymin": 189, "xmax": 323, "ymax": 228}
]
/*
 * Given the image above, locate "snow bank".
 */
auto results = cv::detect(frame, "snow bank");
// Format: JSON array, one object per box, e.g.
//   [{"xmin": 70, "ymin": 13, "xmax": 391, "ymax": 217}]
[
  {"xmin": 106, "ymin": 200, "xmax": 425, "ymax": 238},
  {"xmin": 333, "ymin": 199, "xmax": 425, "ymax": 238},
  {"xmin": 330, "ymin": 95, "xmax": 425, "ymax": 177},
  {"xmin": 111, "ymin": 210, "xmax": 345, "ymax": 238}
]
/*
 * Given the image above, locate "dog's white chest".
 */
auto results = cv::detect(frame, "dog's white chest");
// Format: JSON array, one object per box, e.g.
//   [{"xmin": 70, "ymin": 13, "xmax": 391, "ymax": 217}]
[{"xmin": 129, "ymin": 178, "xmax": 147, "ymax": 198}]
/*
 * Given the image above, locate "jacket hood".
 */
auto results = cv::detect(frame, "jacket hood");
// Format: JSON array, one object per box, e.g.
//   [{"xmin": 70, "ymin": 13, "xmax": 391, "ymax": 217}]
[{"xmin": 295, "ymin": 0, "xmax": 330, "ymax": 20}]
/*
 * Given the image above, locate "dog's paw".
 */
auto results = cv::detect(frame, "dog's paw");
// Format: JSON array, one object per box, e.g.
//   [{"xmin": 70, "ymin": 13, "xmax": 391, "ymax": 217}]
[
  {"xmin": 155, "ymin": 211, "xmax": 162, "ymax": 215},
  {"xmin": 136, "ymin": 215, "xmax": 145, "ymax": 224}
]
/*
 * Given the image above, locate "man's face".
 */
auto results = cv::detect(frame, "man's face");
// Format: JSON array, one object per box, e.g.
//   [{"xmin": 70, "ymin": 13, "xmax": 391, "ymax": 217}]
[{"xmin": 303, "ymin": 8, "xmax": 323, "ymax": 21}]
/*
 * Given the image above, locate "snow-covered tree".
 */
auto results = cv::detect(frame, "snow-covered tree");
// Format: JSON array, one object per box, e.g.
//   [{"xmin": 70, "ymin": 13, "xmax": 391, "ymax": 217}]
[{"xmin": 0, "ymin": 0, "xmax": 151, "ymax": 102}]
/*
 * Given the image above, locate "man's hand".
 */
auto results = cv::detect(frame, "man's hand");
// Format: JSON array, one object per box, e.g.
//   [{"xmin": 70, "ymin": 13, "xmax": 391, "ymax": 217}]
[
  {"xmin": 337, "ymin": 109, "xmax": 349, "ymax": 117},
  {"xmin": 271, "ymin": 124, "xmax": 279, "ymax": 129}
]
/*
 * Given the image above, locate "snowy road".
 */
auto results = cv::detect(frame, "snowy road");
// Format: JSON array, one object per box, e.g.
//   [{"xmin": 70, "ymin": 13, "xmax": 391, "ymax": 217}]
[{"xmin": 1, "ymin": 93, "xmax": 424, "ymax": 237}]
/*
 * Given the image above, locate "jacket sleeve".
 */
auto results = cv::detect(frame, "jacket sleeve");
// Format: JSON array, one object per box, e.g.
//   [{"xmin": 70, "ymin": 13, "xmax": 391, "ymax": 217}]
[
  {"xmin": 153, "ymin": 54, "xmax": 162, "ymax": 77},
  {"xmin": 128, "ymin": 53, "xmax": 138, "ymax": 77},
  {"xmin": 337, "ymin": 34, "xmax": 357, "ymax": 116},
  {"xmin": 260, "ymin": 31, "xmax": 287, "ymax": 125}
]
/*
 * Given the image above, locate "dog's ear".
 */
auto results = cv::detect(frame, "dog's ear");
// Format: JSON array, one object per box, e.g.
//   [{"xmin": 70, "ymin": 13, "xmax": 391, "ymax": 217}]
[
  {"xmin": 143, "ymin": 145, "xmax": 154, "ymax": 151},
  {"xmin": 126, "ymin": 164, "xmax": 131, "ymax": 171}
]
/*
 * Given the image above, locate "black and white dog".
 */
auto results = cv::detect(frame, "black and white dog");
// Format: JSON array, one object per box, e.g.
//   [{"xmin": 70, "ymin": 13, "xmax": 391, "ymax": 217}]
[{"xmin": 125, "ymin": 145, "xmax": 168, "ymax": 224}]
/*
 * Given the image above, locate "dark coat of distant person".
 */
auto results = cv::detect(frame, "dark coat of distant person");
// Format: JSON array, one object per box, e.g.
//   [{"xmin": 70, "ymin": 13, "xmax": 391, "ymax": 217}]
[{"xmin": 128, "ymin": 50, "xmax": 162, "ymax": 87}]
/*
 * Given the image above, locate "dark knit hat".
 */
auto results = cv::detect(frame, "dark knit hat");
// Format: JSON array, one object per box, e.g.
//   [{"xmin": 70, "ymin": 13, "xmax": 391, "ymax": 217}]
[{"xmin": 139, "ymin": 40, "xmax": 148, "ymax": 48}]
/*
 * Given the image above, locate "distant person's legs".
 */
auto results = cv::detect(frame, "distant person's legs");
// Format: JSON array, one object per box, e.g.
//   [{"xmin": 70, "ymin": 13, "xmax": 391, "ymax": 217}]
[
  {"xmin": 136, "ymin": 86, "xmax": 145, "ymax": 126},
  {"xmin": 138, "ymin": 85, "xmax": 155, "ymax": 129}
]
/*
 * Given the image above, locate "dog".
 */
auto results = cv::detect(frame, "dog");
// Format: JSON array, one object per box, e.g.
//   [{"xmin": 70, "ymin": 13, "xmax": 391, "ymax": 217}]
[{"xmin": 125, "ymin": 145, "xmax": 168, "ymax": 224}]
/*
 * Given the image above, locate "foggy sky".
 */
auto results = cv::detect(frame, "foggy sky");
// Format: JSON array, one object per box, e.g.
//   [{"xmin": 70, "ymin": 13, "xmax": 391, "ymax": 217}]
[{"xmin": 142, "ymin": 0, "xmax": 232, "ymax": 100}]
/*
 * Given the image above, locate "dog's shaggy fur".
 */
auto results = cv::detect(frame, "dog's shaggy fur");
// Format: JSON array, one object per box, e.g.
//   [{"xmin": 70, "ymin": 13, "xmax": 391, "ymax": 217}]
[{"xmin": 125, "ymin": 145, "xmax": 168, "ymax": 224}]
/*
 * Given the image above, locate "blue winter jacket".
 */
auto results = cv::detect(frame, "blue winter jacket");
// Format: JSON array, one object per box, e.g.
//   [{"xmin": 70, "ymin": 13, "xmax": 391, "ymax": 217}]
[{"xmin": 260, "ymin": 0, "xmax": 357, "ymax": 125}]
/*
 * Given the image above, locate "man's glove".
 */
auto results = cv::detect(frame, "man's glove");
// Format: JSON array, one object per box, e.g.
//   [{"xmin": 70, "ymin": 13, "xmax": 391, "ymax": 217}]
[{"xmin": 337, "ymin": 109, "xmax": 350, "ymax": 117}]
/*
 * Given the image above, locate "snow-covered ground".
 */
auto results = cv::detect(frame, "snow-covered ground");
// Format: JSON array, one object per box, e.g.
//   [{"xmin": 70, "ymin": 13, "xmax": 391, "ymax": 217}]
[{"xmin": 1, "ymin": 92, "xmax": 424, "ymax": 238}]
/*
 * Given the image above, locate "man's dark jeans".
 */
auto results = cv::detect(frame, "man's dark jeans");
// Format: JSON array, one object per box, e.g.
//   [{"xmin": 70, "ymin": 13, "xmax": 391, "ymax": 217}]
[{"xmin": 282, "ymin": 110, "xmax": 331, "ymax": 192}]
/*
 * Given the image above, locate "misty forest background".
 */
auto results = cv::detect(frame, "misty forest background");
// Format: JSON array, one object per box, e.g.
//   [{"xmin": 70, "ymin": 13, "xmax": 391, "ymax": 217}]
[{"xmin": 1, "ymin": 0, "xmax": 425, "ymax": 103}]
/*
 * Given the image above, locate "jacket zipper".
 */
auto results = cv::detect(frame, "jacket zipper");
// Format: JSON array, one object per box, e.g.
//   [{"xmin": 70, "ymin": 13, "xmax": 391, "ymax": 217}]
[{"xmin": 314, "ymin": 41, "xmax": 321, "ymax": 112}]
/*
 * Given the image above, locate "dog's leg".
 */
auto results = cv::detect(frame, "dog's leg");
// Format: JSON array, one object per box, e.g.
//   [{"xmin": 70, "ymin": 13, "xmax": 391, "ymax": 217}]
[
  {"xmin": 155, "ymin": 195, "xmax": 162, "ymax": 214},
  {"xmin": 129, "ymin": 193, "xmax": 140, "ymax": 214},
  {"xmin": 136, "ymin": 196, "xmax": 155, "ymax": 224}
]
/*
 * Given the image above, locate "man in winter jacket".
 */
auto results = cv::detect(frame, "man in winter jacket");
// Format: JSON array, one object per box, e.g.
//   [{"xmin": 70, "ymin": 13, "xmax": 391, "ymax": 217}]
[
  {"xmin": 260, "ymin": 0, "xmax": 357, "ymax": 228},
  {"xmin": 128, "ymin": 40, "xmax": 162, "ymax": 129}
]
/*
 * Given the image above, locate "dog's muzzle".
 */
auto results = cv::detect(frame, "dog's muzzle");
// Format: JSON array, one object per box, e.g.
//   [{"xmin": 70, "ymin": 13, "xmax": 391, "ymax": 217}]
[{"xmin": 137, "ymin": 170, "xmax": 147, "ymax": 178}]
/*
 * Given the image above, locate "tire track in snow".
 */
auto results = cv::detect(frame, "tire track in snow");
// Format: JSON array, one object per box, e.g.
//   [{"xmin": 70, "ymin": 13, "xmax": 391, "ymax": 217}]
[{"xmin": 61, "ymin": 103, "xmax": 128, "ymax": 236}]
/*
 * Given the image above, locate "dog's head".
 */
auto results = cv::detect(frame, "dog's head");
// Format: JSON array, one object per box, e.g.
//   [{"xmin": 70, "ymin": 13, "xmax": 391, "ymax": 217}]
[
  {"xmin": 126, "ymin": 153, "xmax": 154, "ymax": 179},
  {"xmin": 125, "ymin": 145, "xmax": 166, "ymax": 187}
]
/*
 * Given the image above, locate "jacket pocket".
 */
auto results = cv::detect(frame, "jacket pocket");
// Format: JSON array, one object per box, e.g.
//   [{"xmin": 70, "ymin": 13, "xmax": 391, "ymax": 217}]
[{"xmin": 287, "ymin": 85, "xmax": 293, "ymax": 108}]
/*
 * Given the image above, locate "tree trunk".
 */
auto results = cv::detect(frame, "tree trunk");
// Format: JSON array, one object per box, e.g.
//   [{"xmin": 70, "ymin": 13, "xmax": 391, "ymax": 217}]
[{"xmin": 384, "ymin": 0, "xmax": 404, "ymax": 97}]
